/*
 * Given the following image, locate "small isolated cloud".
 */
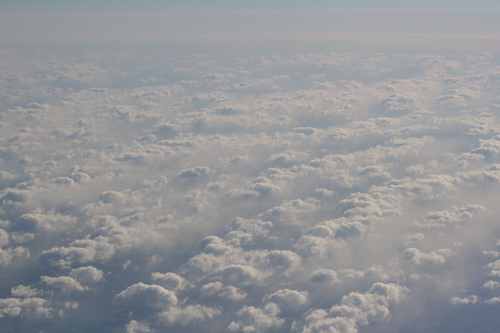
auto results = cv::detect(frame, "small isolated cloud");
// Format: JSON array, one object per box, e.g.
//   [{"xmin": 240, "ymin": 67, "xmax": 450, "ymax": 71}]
[{"xmin": 450, "ymin": 295, "xmax": 479, "ymax": 305}]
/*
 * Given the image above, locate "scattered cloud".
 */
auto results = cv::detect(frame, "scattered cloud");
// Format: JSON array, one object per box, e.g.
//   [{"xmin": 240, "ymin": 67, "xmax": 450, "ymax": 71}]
[{"xmin": 1, "ymin": 48, "xmax": 500, "ymax": 332}]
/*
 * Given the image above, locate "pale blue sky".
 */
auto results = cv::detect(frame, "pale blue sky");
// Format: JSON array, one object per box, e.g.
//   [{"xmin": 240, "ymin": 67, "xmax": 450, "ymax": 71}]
[{"xmin": 2, "ymin": 1, "xmax": 500, "ymax": 54}]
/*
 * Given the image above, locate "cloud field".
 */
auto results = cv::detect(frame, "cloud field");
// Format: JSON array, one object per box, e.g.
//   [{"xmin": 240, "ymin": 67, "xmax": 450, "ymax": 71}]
[{"xmin": 1, "ymin": 48, "xmax": 500, "ymax": 332}]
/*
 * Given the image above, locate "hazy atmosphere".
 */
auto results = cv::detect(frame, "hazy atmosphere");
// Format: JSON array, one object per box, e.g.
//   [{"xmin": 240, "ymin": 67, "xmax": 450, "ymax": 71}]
[{"xmin": 1, "ymin": 1, "xmax": 500, "ymax": 332}]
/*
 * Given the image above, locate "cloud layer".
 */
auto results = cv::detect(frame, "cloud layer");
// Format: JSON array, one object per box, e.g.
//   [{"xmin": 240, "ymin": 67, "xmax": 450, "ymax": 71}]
[{"xmin": 1, "ymin": 48, "xmax": 500, "ymax": 332}]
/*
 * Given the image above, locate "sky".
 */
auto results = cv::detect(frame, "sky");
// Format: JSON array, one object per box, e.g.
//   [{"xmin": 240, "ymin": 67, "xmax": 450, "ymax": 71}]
[
  {"xmin": 2, "ymin": 1, "xmax": 500, "ymax": 53},
  {"xmin": 1, "ymin": 1, "xmax": 500, "ymax": 332}
]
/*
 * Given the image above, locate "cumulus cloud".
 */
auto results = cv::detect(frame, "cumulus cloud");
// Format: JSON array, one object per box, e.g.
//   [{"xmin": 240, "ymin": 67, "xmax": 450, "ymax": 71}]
[
  {"xmin": 200, "ymin": 281, "xmax": 247, "ymax": 301},
  {"xmin": 450, "ymin": 295, "xmax": 479, "ymax": 305},
  {"xmin": 0, "ymin": 298, "xmax": 52, "ymax": 318},
  {"xmin": 300, "ymin": 283, "xmax": 408, "ymax": 333},
  {"xmin": 403, "ymin": 248, "xmax": 454, "ymax": 265},
  {"xmin": 157, "ymin": 304, "xmax": 221, "ymax": 327},
  {"xmin": 2, "ymin": 46, "xmax": 500, "ymax": 332},
  {"xmin": 41, "ymin": 276, "xmax": 86, "ymax": 293},
  {"xmin": 151, "ymin": 272, "xmax": 187, "ymax": 291},
  {"xmin": 69, "ymin": 266, "xmax": 104, "ymax": 285},
  {"xmin": 226, "ymin": 302, "xmax": 284, "ymax": 333},
  {"xmin": 114, "ymin": 283, "xmax": 178, "ymax": 309}
]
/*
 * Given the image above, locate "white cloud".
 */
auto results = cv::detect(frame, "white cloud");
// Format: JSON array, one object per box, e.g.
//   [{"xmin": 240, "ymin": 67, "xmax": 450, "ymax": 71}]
[
  {"xmin": 0, "ymin": 297, "xmax": 52, "ymax": 318},
  {"xmin": 200, "ymin": 282, "xmax": 247, "ymax": 301},
  {"xmin": 226, "ymin": 302, "xmax": 284, "ymax": 333},
  {"xmin": 151, "ymin": 272, "xmax": 186, "ymax": 291},
  {"xmin": 69, "ymin": 266, "xmax": 104, "ymax": 285},
  {"xmin": 3, "ymin": 48, "xmax": 500, "ymax": 332},
  {"xmin": 403, "ymin": 248, "xmax": 454, "ymax": 265},
  {"xmin": 300, "ymin": 283, "xmax": 408, "ymax": 333},
  {"xmin": 41, "ymin": 276, "xmax": 86, "ymax": 292},
  {"xmin": 158, "ymin": 304, "xmax": 221, "ymax": 326},
  {"xmin": 114, "ymin": 283, "xmax": 178, "ymax": 309},
  {"xmin": 450, "ymin": 295, "xmax": 479, "ymax": 305}
]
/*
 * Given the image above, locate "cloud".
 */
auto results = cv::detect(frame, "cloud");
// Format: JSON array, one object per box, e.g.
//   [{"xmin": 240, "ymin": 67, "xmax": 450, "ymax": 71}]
[
  {"xmin": 178, "ymin": 166, "xmax": 212, "ymax": 178},
  {"xmin": 0, "ymin": 297, "xmax": 52, "ymax": 318},
  {"xmin": 3, "ymin": 48, "xmax": 500, "ymax": 332},
  {"xmin": 309, "ymin": 269, "xmax": 338, "ymax": 283},
  {"xmin": 151, "ymin": 272, "xmax": 187, "ymax": 291},
  {"xmin": 403, "ymin": 248, "xmax": 454, "ymax": 265},
  {"xmin": 114, "ymin": 283, "xmax": 178, "ymax": 309},
  {"xmin": 126, "ymin": 320, "xmax": 154, "ymax": 333},
  {"xmin": 157, "ymin": 304, "xmax": 221, "ymax": 326},
  {"xmin": 418, "ymin": 204, "xmax": 486, "ymax": 228},
  {"xmin": 266, "ymin": 289, "xmax": 309, "ymax": 314},
  {"xmin": 450, "ymin": 295, "xmax": 479, "ymax": 305},
  {"xmin": 0, "ymin": 246, "xmax": 29, "ymax": 267},
  {"xmin": 200, "ymin": 282, "xmax": 247, "ymax": 301},
  {"xmin": 226, "ymin": 302, "xmax": 284, "ymax": 333},
  {"xmin": 41, "ymin": 276, "xmax": 86, "ymax": 292},
  {"xmin": 69, "ymin": 266, "xmax": 104, "ymax": 285},
  {"xmin": 300, "ymin": 283, "xmax": 408, "ymax": 333}
]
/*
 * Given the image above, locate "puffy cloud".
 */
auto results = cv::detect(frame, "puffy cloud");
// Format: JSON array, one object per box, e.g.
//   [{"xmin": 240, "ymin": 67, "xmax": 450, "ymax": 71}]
[
  {"xmin": 266, "ymin": 150, "xmax": 309, "ymax": 167},
  {"xmin": 228, "ymin": 177, "xmax": 282, "ymax": 198},
  {"xmin": 299, "ymin": 283, "xmax": 408, "ymax": 333},
  {"xmin": 217, "ymin": 264, "xmax": 267, "ymax": 286},
  {"xmin": 0, "ymin": 246, "xmax": 29, "ymax": 267},
  {"xmin": 151, "ymin": 272, "xmax": 186, "ymax": 291},
  {"xmin": 418, "ymin": 204, "xmax": 486, "ymax": 228},
  {"xmin": 125, "ymin": 320, "xmax": 154, "ymax": 333},
  {"xmin": 69, "ymin": 266, "xmax": 104, "ymax": 285},
  {"xmin": 158, "ymin": 304, "xmax": 221, "ymax": 326},
  {"xmin": 266, "ymin": 289, "xmax": 309, "ymax": 314},
  {"xmin": 265, "ymin": 250, "xmax": 301, "ymax": 272},
  {"xmin": 114, "ymin": 283, "xmax": 178, "ymax": 309},
  {"xmin": 226, "ymin": 302, "xmax": 284, "ymax": 333},
  {"xmin": 39, "ymin": 243, "xmax": 104, "ymax": 269},
  {"xmin": 482, "ymin": 280, "xmax": 500, "ymax": 290},
  {"xmin": 403, "ymin": 248, "xmax": 454, "ymax": 265},
  {"xmin": 200, "ymin": 282, "xmax": 247, "ymax": 301},
  {"xmin": 486, "ymin": 259, "xmax": 500, "ymax": 277},
  {"xmin": 450, "ymin": 295, "xmax": 479, "ymax": 305},
  {"xmin": 309, "ymin": 269, "xmax": 338, "ymax": 283},
  {"xmin": 178, "ymin": 166, "xmax": 212, "ymax": 178},
  {"xmin": 0, "ymin": 296, "xmax": 52, "ymax": 319},
  {"xmin": 3, "ymin": 48, "xmax": 500, "ymax": 332},
  {"xmin": 224, "ymin": 217, "xmax": 274, "ymax": 247},
  {"xmin": 11, "ymin": 285, "xmax": 43, "ymax": 298},
  {"xmin": 115, "ymin": 282, "xmax": 221, "ymax": 328},
  {"xmin": 41, "ymin": 276, "xmax": 86, "ymax": 292},
  {"xmin": 485, "ymin": 297, "xmax": 500, "ymax": 304}
]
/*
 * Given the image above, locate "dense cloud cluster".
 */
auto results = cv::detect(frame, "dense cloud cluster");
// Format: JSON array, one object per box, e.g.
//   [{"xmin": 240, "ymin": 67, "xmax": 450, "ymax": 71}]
[{"xmin": 1, "ymin": 49, "xmax": 500, "ymax": 332}]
